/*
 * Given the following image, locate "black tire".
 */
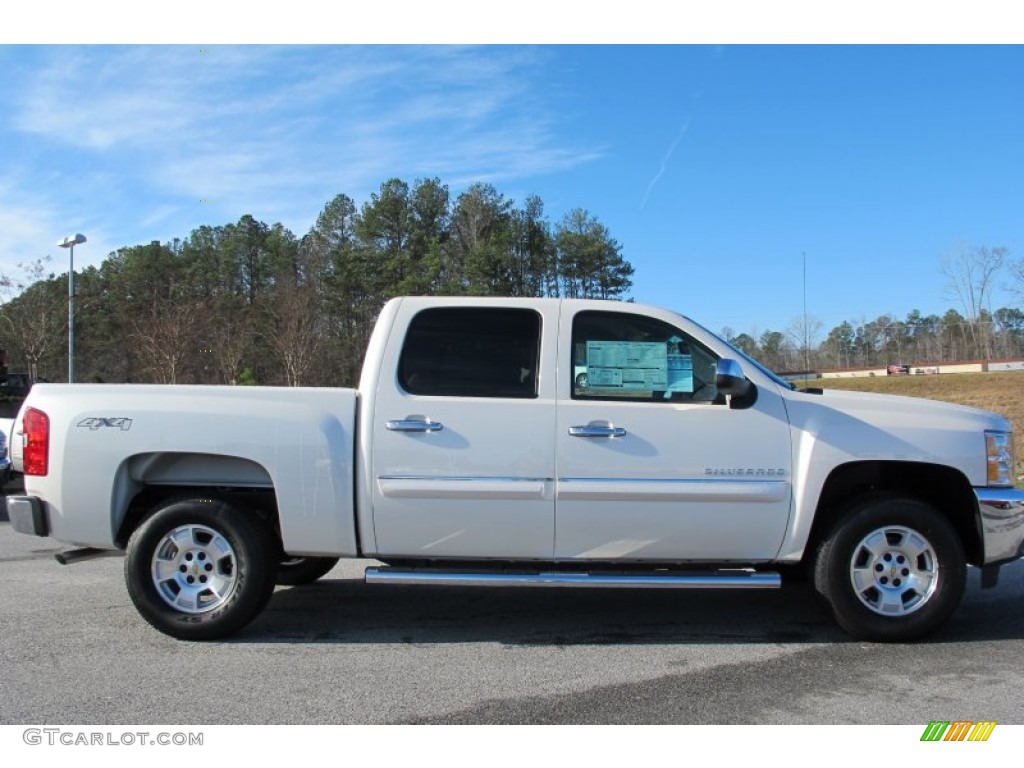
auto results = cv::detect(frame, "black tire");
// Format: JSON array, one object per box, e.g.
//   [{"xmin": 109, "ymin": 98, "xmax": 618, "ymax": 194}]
[
  {"xmin": 125, "ymin": 497, "xmax": 278, "ymax": 640},
  {"xmin": 276, "ymin": 555, "xmax": 340, "ymax": 585},
  {"xmin": 813, "ymin": 494, "xmax": 966, "ymax": 642}
]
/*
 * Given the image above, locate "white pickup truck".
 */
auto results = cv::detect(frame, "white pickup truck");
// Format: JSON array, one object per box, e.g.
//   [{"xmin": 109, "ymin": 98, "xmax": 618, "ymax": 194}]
[{"xmin": 6, "ymin": 296, "xmax": 1023, "ymax": 642}]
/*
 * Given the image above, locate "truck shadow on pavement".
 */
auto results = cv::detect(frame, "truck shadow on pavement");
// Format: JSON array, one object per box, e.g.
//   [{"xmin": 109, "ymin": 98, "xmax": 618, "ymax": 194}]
[{"xmin": 239, "ymin": 566, "xmax": 1024, "ymax": 646}]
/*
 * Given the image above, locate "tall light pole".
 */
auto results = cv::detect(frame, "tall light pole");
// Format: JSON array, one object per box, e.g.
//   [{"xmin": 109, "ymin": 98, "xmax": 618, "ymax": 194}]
[
  {"xmin": 57, "ymin": 234, "xmax": 87, "ymax": 383},
  {"xmin": 802, "ymin": 251, "xmax": 810, "ymax": 375}
]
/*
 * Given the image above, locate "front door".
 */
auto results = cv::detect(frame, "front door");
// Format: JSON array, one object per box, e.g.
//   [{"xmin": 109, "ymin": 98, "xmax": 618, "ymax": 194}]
[{"xmin": 555, "ymin": 306, "xmax": 793, "ymax": 562}]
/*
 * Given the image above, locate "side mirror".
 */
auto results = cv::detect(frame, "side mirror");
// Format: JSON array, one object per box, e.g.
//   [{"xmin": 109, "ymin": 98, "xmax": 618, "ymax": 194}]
[{"xmin": 715, "ymin": 359, "xmax": 757, "ymax": 409}]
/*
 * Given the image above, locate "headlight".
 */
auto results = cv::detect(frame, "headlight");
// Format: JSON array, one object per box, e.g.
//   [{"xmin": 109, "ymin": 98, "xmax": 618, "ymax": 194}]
[{"xmin": 985, "ymin": 431, "xmax": 1014, "ymax": 487}]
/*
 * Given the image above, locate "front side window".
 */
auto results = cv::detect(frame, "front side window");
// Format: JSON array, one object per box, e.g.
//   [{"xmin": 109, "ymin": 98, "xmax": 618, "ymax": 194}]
[
  {"xmin": 572, "ymin": 311, "xmax": 720, "ymax": 403},
  {"xmin": 399, "ymin": 307, "xmax": 540, "ymax": 398}
]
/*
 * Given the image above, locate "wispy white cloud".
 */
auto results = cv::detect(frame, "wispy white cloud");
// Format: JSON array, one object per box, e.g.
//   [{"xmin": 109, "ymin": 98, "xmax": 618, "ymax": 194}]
[
  {"xmin": 640, "ymin": 118, "xmax": 691, "ymax": 210},
  {"xmin": 3, "ymin": 44, "xmax": 602, "ymax": 270},
  {"xmin": 0, "ymin": 171, "xmax": 65, "ymax": 284},
  {"xmin": 0, "ymin": 208, "xmax": 57, "ymax": 278},
  {"xmin": 137, "ymin": 204, "xmax": 181, "ymax": 230},
  {"xmin": 15, "ymin": 47, "xmax": 202, "ymax": 150}
]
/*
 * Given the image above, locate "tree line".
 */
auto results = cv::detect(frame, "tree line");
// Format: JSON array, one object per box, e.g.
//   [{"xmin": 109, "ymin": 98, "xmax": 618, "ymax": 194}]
[
  {"xmin": 0, "ymin": 178, "xmax": 634, "ymax": 386},
  {"xmin": 726, "ymin": 305, "xmax": 1024, "ymax": 374},
  {"xmin": 725, "ymin": 245, "xmax": 1024, "ymax": 372},
  {"xmin": 2, "ymin": 190, "xmax": 1019, "ymax": 385}
]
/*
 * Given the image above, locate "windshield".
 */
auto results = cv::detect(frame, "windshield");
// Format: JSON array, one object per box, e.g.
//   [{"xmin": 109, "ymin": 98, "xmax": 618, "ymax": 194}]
[{"xmin": 683, "ymin": 316, "xmax": 797, "ymax": 391}]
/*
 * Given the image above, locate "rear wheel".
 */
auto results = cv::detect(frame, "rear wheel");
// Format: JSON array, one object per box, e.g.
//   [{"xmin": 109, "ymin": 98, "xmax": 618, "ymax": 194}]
[
  {"xmin": 125, "ymin": 497, "xmax": 277, "ymax": 640},
  {"xmin": 276, "ymin": 555, "xmax": 340, "ymax": 585},
  {"xmin": 814, "ymin": 494, "xmax": 965, "ymax": 642}
]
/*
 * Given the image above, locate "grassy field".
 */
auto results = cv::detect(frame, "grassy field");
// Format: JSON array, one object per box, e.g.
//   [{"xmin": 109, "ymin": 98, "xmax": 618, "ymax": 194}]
[{"xmin": 794, "ymin": 371, "xmax": 1024, "ymax": 486}]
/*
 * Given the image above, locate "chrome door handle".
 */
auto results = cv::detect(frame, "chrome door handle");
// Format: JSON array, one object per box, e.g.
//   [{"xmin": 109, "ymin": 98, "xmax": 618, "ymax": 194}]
[
  {"xmin": 386, "ymin": 418, "xmax": 444, "ymax": 433},
  {"xmin": 568, "ymin": 425, "xmax": 626, "ymax": 438}
]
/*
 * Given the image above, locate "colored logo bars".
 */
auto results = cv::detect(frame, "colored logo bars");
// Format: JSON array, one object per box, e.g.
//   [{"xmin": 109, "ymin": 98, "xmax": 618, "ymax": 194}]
[{"xmin": 921, "ymin": 721, "xmax": 997, "ymax": 742}]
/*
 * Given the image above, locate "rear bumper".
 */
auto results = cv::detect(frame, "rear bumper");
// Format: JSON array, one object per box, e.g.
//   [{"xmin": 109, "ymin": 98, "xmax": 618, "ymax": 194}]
[
  {"xmin": 6, "ymin": 495, "xmax": 48, "ymax": 537},
  {"xmin": 976, "ymin": 487, "xmax": 1024, "ymax": 565}
]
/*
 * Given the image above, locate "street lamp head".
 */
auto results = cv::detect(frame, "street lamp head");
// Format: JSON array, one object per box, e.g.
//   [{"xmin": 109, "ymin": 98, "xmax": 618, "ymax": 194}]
[{"xmin": 58, "ymin": 234, "xmax": 87, "ymax": 248}]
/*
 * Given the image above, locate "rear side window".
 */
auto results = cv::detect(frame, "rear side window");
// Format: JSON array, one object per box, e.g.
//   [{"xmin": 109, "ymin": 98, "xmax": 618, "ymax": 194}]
[{"xmin": 399, "ymin": 307, "xmax": 541, "ymax": 398}]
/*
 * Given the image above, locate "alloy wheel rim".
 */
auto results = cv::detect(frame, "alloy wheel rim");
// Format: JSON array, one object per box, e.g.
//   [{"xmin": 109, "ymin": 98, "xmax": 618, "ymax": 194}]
[
  {"xmin": 151, "ymin": 524, "xmax": 238, "ymax": 614},
  {"xmin": 849, "ymin": 525, "xmax": 939, "ymax": 616}
]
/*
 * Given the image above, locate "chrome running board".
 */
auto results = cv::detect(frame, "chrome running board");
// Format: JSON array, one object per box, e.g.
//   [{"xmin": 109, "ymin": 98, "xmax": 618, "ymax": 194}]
[{"xmin": 364, "ymin": 567, "xmax": 780, "ymax": 589}]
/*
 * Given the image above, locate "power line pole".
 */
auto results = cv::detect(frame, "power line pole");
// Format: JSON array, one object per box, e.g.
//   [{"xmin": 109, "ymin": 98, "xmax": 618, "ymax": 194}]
[{"xmin": 803, "ymin": 251, "xmax": 810, "ymax": 374}]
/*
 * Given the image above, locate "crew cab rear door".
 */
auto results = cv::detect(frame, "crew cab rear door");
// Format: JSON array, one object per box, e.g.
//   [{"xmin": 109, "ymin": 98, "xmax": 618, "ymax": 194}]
[
  {"xmin": 369, "ymin": 299, "xmax": 557, "ymax": 559},
  {"xmin": 554, "ymin": 303, "xmax": 793, "ymax": 561}
]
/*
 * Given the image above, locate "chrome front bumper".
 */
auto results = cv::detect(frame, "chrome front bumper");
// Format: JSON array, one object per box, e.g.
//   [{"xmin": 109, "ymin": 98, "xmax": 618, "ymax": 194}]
[{"xmin": 976, "ymin": 487, "xmax": 1024, "ymax": 565}]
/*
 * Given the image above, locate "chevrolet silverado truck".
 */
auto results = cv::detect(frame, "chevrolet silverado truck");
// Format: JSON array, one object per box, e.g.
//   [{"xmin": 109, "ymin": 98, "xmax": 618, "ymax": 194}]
[{"xmin": 6, "ymin": 296, "xmax": 1024, "ymax": 642}]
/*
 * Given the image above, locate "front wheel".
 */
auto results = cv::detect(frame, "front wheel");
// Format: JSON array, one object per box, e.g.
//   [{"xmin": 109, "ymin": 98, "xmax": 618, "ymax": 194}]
[
  {"xmin": 813, "ymin": 495, "xmax": 966, "ymax": 642},
  {"xmin": 125, "ymin": 497, "xmax": 278, "ymax": 640}
]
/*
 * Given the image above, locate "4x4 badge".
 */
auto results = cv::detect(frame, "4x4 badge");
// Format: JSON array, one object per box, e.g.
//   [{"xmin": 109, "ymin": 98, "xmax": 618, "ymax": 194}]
[{"xmin": 77, "ymin": 417, "xmax": 133, "ymax": 431}]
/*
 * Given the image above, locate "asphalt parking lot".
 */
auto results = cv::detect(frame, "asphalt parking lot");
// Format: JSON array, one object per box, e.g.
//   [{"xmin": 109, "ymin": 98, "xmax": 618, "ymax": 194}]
[{"xmin": 1, "ymin": 476, "xmax": 1023, "ymax": 725}]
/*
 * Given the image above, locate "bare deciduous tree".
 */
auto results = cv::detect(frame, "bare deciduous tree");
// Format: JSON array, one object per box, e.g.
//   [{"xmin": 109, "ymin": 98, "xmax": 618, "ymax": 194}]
[
  {"xmin": 0, "ymin": 258, "xmax": 64, "ymax": 381},
  {"xmin": 206, "ymin": 298, "xmax": 253, "ymax": 385},
  {"xmin": 941, "ymin": 243, "xmax": 1009, "ymax": 358},
  {"xmin": 786, "ymin": 314, "xmax": 823, "ymax": 371},
  {"xmin": 264, "ymin": 281, "xmax": 321, "ymax": 387},
  {"xmin": 1011, "ymin": 257, "xmax": 1024, "ymax": 305},
  {"xmin": 127, "ymin": 295, "xmax": 203, "ymax": 384}
]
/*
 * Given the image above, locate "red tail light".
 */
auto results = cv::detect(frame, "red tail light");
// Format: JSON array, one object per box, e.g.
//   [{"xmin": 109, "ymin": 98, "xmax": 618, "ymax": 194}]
[{"xmin": 23, "ymin": 407, "xmax": 50, "ymax": 476}]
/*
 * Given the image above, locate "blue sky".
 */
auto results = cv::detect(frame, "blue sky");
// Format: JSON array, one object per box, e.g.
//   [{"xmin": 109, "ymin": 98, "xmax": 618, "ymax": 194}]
[{"xmin": 1, "ymin": 35, "xmax": 1022, "ymax": 340}]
